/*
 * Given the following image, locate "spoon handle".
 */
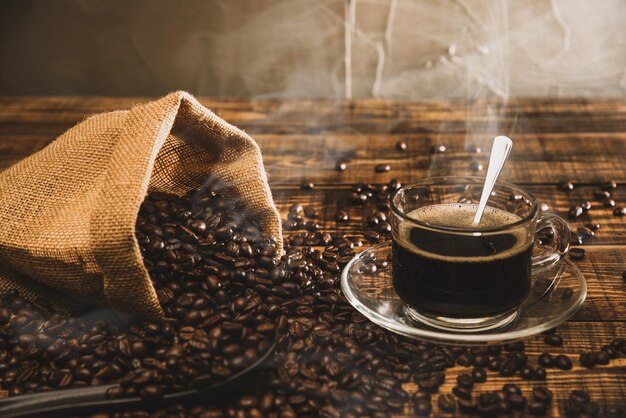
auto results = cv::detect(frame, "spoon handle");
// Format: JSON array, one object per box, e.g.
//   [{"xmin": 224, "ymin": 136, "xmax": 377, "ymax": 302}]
[{"xmin": 472, "ymin": 136, "xmax": 513, "ymax": 225}]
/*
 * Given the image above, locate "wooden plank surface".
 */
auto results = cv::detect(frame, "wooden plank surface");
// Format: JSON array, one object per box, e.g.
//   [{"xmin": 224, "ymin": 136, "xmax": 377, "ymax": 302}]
[
  {"xmin": 2, "ymin": 97, "xmax": 626, "ymax": 183},
  {"xmin": 0, "ymin": 97, "xmax": 625, "ymax": 415}
]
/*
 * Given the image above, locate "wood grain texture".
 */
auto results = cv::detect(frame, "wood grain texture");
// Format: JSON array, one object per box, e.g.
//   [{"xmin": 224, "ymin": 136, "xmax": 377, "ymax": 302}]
[
  {"xmin": 2, "ymin": 97, "xmax": 626, "ymax": 183},
  {"xmin": 0, "ymin": 97, "xmax": 625, "ymax": 416}
]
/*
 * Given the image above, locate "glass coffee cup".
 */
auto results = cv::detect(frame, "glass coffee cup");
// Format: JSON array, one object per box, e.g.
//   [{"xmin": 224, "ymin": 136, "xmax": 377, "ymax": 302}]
[{"xmin": 390, "ymin": 176, "xmax": 570, "ymax": 332}]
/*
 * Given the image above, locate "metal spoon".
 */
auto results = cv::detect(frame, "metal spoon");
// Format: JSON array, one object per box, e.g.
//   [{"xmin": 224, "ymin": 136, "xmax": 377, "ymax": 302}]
[{"xmin": 472, "ymin": 136, "xmax": 513, "ymax": 225}]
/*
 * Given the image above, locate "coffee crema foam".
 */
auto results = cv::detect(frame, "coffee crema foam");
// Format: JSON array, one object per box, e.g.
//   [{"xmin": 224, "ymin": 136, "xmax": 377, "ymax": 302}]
[
  {"xmin": 407, "ymin": 203, "xmax": 521, "ymax": 229},
  {"xmin": 395, "ymin": 203, "xmax": 530, "ymax": 262}
]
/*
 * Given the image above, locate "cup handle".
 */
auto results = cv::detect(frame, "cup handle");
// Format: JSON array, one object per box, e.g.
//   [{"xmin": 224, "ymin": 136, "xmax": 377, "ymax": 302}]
[{"xmin": 532, "ymin": 212, "xmax": 571, "ymax": 271}]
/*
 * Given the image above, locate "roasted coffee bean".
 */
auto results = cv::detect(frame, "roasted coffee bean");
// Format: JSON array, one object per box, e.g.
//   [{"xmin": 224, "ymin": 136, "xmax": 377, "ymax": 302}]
[
  {"xmin": 334, "ymin": 210, "xmax": 349, "ymax": 223},
  {"xmin": 471, "ymin": 368, "xmax": 487, "ymax": 383},
  {"xmin": 438, "ymin": 394, "xmax": 456, "ymax": 412},
  {"xmin": 594, "ymin": 350, "xmax": 610, "ymax": 365},
  {"xmin": 544, "ymin": 334, "xmax": 563, "ymax": 346},
  {"xmin": 568, "ymin": 205, "xmax": 583, "ymax": 219},
  {"xmin": 569, "ymin": 248, "xmax": 586, "ymax": 260},
  {"xmin": 600, "ymin": 180, "xmax": 617, "ymax": 191},
  {"xmin": 538, "ymin": 352, "xmax": 554, "ymax": 368},
  {"xmin": 535, "ymin": 367, "xmax": 547, "ymax": 381},
  {"xmin": 520, "ymin": 365, "xmax": 535, "ymax": 380},
  {"xmin": 604, "ymin": 197, "xmax": 616, "ymax": 208},
  {"xmin": 452, "ymin": 386, "xmax": 472, "ymax": 400},
  {"xmin": 412, "ymin": 399, "xmax": 432, "ymax": 416},
  {"xmin": 580, "ymin": 201, "xmax": 592, "ymax": 211},
  {"xmin": 300, "ymin": 181, "xmax": 315, "ymax": 191},
  {"xmin": 395, "ymin": 140, "xmax": 407, "ymax": 151},
  {"xmin": 570, "ymin": 232, "xmax": 584, "ymax": 245},
  {"xmin": 532, "ymin": 387, "xmax": 553, "ymax": 403},
  {"xmin": 469, "ymin": 162, "xmax": 483, "ymax": 171},
  {"xmin": 593, "ymin": 189, "xmax": 610, "ymax": 200},
  {"xmin": 558, "ymin": 179, "xmax": 574, "ymax": 191},
  {"xmin": 577, "ymin": 226, "xmax": 594, "ymax": 238},
  {"xmin": 613, "ymin": 206, "xmax": 626, "ymax": 217},
  {"xmin": 335, "ymin": 161, "xmax": 348, "ymax": 172},
  {"xmin": 375, "ymin": 164, "xmax": 391, "ymax": 173},
  {"xmin": 580, "ymin": 352, "xmax": 596, "ymax": 368},
  {"xmin": 457, "ymin": 373, "xmax": 473, "ymax": 389},
  {"xmin": 471, "ymin": 352, "xmax": 489, "ymax": 368},
  {"xmin": 555, "ymin": 354, "xmax": 573, "ymax": 370}
]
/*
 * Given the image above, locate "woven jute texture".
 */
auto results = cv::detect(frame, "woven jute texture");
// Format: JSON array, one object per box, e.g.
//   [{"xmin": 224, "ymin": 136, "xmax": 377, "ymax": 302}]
[{"xmin": 0, "ymin": 91, "xmax": 282, "ymax": 318}]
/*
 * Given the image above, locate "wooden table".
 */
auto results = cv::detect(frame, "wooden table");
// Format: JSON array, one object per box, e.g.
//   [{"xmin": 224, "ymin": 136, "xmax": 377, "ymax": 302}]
[{"xmin": 1, "ymin": 97, "xmax": 625, "ymax": 415}]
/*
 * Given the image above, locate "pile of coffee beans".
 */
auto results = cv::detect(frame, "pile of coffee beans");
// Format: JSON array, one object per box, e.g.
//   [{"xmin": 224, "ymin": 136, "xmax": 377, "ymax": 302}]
[
  {"xmin": 0, "ymin": 176, "xmax": 625, "ymax": 418},
  {"xmin": 0, "ymin": 185, "xmax": 280, "ymax": 401}
]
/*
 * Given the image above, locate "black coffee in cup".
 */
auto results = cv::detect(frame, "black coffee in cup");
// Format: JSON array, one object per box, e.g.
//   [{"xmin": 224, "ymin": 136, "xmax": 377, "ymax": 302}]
[{"xmin": 392, "ymin": 203, "xmax": 533, "ymax": 318}]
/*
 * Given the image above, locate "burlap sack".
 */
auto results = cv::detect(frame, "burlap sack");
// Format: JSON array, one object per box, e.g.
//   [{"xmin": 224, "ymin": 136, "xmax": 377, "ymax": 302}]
[{"xmin": 0, "ymin": 91, "xmax": 282, "ymax": 318}]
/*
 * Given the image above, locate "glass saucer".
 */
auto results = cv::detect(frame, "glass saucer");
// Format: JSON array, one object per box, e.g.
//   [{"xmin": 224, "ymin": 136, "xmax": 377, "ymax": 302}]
[{"xmin": 340, "ymin": 242, "xmax": 587, "ymax": 346}]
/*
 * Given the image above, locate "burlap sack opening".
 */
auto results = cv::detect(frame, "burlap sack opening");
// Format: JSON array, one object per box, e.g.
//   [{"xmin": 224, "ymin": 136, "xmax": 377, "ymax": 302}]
[{"xmin": 0, "ymin": 91, "xmax": 282, "ymax": 319}]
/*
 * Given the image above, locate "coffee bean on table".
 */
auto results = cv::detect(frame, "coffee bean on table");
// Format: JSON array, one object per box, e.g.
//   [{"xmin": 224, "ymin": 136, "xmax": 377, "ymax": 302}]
[
  {"xmin": 604, "ymin": 197, "xmax": 616, "ymax": 208},
  {"xmin": 535, "ymin": 366, "xmax": 547, "ymax": 380},
  {"xmin": 570, "ymin": 232, "xmax": 584, "ymax": 246},
  {"xmin": 335, "ymin": 210, "xmax": 349, "ymax": 222},
  {"xmin": 437, "ymin": 393, "xmax": 456, "ymax": 412},
  {"xmin": 503, "ymin": 384, "xmax": 521, "ymax": 397},
  {"xmin": 580, "ymin": 352, "xmax": 596, "ymax": 368},
  {"xmin": 600, "ymin": 180, "xmax": 617, "ymax": 191},
  {"xmin": 433, "ymin": 145, "xmax": 447, "ymax": 153},
  {"xmin": 335, "ymin": 161, "xmax": 348, "ymax": 172},
  {"xmin": 558, "ymin": 179, "xmax": 575, "ymax": 191},
  {"xmin": 555, "ymin": 354, "xmax": 573, "ymax": 370},
  {"xmin": 520, "ymin": 365, "xmax": 535, "ymax": 380},
  {"xmin": 593, "ymin": 189, "xmax": 610, "ymax": 200},
  {"xmin": 300, "ymin": 181, "xmax": 315, "ymax": 190},
  {"xmin": 472, "ymin": 352, "xmax": 489, "ymax": 367},
  {"xmin": 613, "ymin": 207, "xmax": 626, "ymax": 217},
  {"xmin": 452, "ymin": 386, "xmax": 472, "ymax": 400},
  {"xmin": 577, "ymin": 226, "xmax": 594, "ymax": 238},
  {"xmin": 568, "ymin": 205, "xmax": 583, "ymax": 219},
  {"xmin": 538, "ymin": 352, "xmax": 555, "ymax": 368},
  {"xmin": 544, "ymin": 334, "xmax": 563, "ymax": 346},
  {"xmin": 532, "ymin": 387, "xmax": 553, "ymax": 403},
  {"xmin": 396, "ymin": 140, "xmax": 407, "ymax": 151},
  {"xmin": 594, "ymin": 350, "xmax": 610, "ymax": 365},
  {"xmin": 413, "ymin": 398, "xmax": 432, "ymax": 416},
  {"xmin": 469, "ymin": 162, "xmax": 483, "ymax": 172},
  {"xmin": 569, "ymin": 248, "xmax": 586, "ymax": 260},
  {"xmin": 375, "ymin": 164, "xmax": 391, "ymax": 173},
  {"xmin": 457, "ymin": 373, "xmax": 473, "ymax": 388},
  {"xmin": 580, "ymin": 201, "xmax": 592, "ymax": 211},
  {"xmin": 471, "ymin": 368, "xmax": 487, "ymax": 383}
]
